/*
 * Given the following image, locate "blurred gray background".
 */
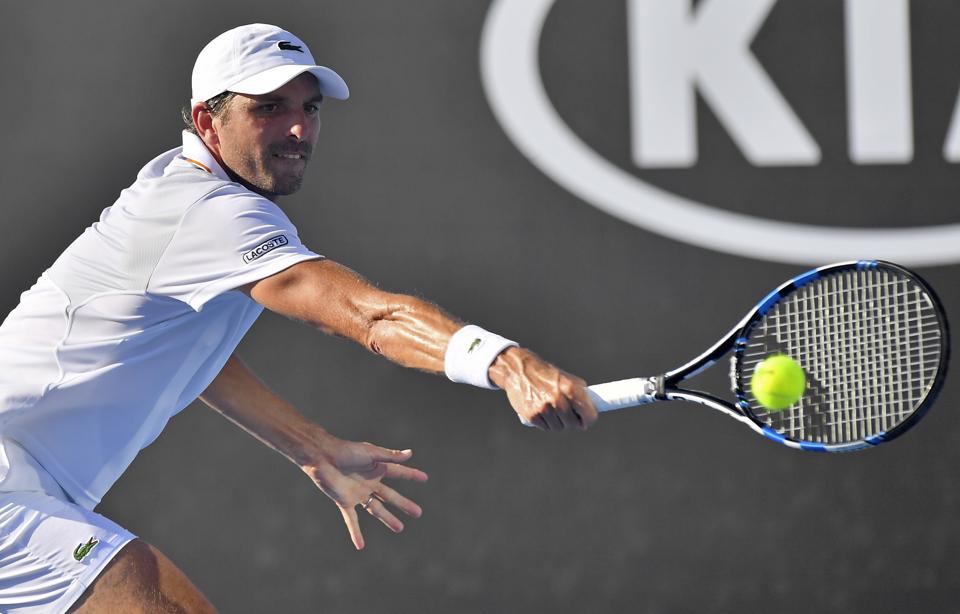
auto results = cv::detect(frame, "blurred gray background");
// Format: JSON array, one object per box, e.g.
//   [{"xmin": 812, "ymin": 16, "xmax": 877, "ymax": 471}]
[{"xmin": 2, "ymin": 1, "xmax": 958, "ymax": 612}]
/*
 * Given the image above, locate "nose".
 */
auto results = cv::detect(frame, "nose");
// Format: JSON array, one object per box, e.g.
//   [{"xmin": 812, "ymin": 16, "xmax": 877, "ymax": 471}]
[
  {"xmin": 288, "ymin": 115, "xmax": 306, "ymax": 141},
  {"xmin": 287, "ymin": 110, "xmax": 318, "ymax": 141},
  {"xmin": 288, "ymin": 116, "xmax": 305, "ymax": 141}
]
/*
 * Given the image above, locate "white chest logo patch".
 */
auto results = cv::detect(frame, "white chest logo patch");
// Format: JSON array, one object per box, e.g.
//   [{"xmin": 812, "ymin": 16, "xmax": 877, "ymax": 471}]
[{"xmin": 243, "ymin": 235, "xmax": 288, "ymax": 263}]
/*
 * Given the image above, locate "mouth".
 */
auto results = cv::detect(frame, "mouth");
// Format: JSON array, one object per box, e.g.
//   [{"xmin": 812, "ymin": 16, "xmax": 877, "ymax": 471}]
[{"xmin": 272, "ymin": 152, "xmax": 309, "ymax": 161}]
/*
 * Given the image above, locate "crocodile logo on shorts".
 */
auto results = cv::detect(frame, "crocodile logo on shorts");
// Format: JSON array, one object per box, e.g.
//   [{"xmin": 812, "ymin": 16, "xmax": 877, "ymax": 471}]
[
  {"xmin": 468, "ymin": 338, "xmax": 482, "ymax": 353},
  {"xmin": 73, "ymin": 537, "xmax": 100, "ymax": 562}
]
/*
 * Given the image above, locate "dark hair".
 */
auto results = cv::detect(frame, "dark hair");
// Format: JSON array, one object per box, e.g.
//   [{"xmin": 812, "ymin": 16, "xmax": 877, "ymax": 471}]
[{"xmin": 181, "ymin": 91, "xmax": 237, "ymax": 135}]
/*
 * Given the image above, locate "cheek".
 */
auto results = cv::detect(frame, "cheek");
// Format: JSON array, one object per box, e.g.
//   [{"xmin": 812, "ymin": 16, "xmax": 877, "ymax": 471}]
[
  {"xmin": 236, "ymin": 131, "xmax": 269, "ymax": 161},
  {"xmin": 305, "ymin": 116, "xmax": 322, "ymax": 139},
  {"xmin": 225, "ymin": 135, "xmax": 265, "ymax": 172}
]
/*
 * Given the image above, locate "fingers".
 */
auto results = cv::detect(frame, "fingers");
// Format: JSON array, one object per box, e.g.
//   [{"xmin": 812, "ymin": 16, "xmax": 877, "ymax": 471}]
[
  {"xmin": 340, "ymin": 505, "xmax": 365, "ymax": 550},
  {"xmin": 552, "ymin": 392, "xmax": 579, "ymax": 430},
  {"xmin": 317, "ymin": 436, "xmax": 427, "ymax": 551},
  {"xmin": 502, "ymin": 349, "xmax": 597, "ymax": 431},
  {"xmin": 542, "ymin": 404, "xmax": 567, "ymax": 430},
  {"xmin": 333, "ymin": 455, "xmax": 426, "ymax": 550},
  {"xmin": 347, "ymin": 484, "xmax": 422, "ymax": 547},
  {"xmin": 522, "ymin": 374, "xmax": 598, "ymax": 431},
  {"xmin": 340, "ymin": 486, "xmax": 423, "ymax": 550},
  {"xmin": 383, "ymin": 463, "xmax": 429, "ymax": 483},
  {"xmin": 374, "ymin": 483, "xmax": 423, "ymax": 519},
  {"xmin": 357, "ymin": 445, "xmax": 428, "ymax": 482},
  {"xmin": 568, "ymin": 378, "xmax": 599, "ymax": 430},
  {"xmin": 361, "ymin": 495, "xmax": 405, "ymax": 533},
  {"xmin": 522, "ymin": 404, "xmax": 560, "ymax": 430},
  {"xmin": 364, "ymin": 446, "xmax": 415, "ymax": 465}
]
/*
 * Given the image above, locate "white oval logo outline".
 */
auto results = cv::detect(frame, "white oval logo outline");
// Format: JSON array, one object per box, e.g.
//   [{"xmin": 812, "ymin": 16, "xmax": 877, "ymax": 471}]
[{"xmin": 479, "ymin": 0, "xmax": 960, "ymax": 266}]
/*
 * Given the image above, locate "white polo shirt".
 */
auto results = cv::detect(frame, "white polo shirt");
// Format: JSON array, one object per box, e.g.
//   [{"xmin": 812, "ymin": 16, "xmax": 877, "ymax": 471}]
[{"xmin": 0, "ymin": 132, "xmax": 321, "ymax": 509}]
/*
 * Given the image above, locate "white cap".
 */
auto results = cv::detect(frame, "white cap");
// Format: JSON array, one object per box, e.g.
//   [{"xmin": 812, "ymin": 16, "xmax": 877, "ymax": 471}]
[{"xmin": 191, "ymin": 24, "xmax": 349, "ymax": 105}]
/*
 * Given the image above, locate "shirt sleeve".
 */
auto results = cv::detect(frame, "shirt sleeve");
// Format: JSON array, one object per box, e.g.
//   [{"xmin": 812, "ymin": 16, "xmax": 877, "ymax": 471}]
[{"xmin": 148, "ymin": 187, "xmax": 322, "ymax": 311}]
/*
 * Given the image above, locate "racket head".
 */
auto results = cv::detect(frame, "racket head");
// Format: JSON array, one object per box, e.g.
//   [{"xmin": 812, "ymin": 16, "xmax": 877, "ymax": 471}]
[{"xmin": 731, "ymin": 260, "xmax": 950, "ymax": 452}]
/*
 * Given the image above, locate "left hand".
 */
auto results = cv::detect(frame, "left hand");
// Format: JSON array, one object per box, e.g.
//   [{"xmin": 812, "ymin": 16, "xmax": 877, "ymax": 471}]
[
  {"xmin": 300, "ymin": 432, "xmax": 429, "ymax": 550},
  {"xmin": 487, "ymin": 347, "xmax": 599, "ymax": 431}
]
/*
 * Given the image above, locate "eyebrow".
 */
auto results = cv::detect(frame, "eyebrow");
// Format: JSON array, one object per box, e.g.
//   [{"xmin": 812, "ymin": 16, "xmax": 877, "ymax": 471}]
[
  {"xmin": 247, "ymin": 92, "xmax": 325, "ymax": 104},
  {"xmin": 245, "ymin": 92, "xmax": 324, "ymax": 102}
]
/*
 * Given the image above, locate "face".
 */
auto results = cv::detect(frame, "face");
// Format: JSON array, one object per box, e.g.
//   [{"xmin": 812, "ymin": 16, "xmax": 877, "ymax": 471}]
[{"xmin": 208, "ymin": 73, "xmax": 324, "ymax": 199}]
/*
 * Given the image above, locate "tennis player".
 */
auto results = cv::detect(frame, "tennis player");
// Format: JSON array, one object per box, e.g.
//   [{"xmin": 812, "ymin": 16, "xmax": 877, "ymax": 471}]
[{"xmin": 0, "ymin": 24, "xmax": 597, "ymax": 613}]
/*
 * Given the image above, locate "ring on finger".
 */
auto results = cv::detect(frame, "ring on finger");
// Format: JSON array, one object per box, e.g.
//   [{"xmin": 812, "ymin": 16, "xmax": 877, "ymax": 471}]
[{"xmin": 360, "ymin": 492, "xmax": 382, "ymax": 510}]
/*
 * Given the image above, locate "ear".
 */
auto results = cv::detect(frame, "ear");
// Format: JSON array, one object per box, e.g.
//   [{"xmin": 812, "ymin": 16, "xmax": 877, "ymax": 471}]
[{"xmin": 191, "ymin": 102, "xmax": 220, "ymax": 148}]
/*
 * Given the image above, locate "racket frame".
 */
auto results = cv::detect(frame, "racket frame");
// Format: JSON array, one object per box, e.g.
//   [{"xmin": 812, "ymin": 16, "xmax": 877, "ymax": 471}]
[{"xmin": 590, "ymin": 260, "xmax": 950, "ymax": 452}]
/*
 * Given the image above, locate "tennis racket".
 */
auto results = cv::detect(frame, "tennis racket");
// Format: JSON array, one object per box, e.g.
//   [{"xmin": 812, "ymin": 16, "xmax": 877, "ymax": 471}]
[{"xmin": 585, "ymin": 260, "xmax": 949, "ymax": 452}]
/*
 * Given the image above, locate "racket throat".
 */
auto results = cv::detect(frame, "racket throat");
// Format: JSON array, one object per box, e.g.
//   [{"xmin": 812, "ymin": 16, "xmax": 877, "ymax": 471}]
[{"xmin": 653, "ymin": 374, "xmax": 667, "ymax": 400}]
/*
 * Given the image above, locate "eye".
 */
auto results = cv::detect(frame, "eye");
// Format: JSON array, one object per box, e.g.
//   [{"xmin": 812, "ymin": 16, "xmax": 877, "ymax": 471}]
[
  {"xmin": 305, "ymin": 104, "xmax": 321, "ymax": 116},
  {"xmin": 258, "ymin": 103, "xmax": 279, "ymax": 113}
]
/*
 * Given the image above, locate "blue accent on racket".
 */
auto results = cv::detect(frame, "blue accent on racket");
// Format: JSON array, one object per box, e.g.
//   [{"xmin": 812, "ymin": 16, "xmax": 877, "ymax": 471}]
[
  {"xmin": 791, "ymin": 269, "xmax": 820, "ymax": 287},
  {"xmin": 582, "ymin": 260, "xmax": 949, "ymax": 453},
  {"xmin": 762, "ymin": 427, "xmax": 785, "ymax": 444},
  {"xmin": 756, "ymin": 290, "xmax": 781, "ymax": 317}
]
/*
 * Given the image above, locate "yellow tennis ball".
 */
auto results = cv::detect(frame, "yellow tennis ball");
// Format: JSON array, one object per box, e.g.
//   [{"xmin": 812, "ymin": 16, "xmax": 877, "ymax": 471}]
[{"xmin": 750, "ymin": 354, "xmax": 806, "ymax": 411}]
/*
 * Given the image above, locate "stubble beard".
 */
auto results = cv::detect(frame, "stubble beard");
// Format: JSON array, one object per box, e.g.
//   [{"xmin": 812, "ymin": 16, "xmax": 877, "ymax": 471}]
[{"xmin": 237, "ymin": 146, "xmax": 311, "ymax": 199}]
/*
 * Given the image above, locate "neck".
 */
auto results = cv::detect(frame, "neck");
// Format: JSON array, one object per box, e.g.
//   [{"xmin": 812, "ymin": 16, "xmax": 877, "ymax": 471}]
[{"xmin": 200, "ymin": 134, "xmax": 281, "ymax": 201}]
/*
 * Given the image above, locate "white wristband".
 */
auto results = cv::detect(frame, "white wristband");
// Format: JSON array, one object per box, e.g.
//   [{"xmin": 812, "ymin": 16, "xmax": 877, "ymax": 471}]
[{"xmin": 444, "ymin": 325, "xmax": 518, "ymax": 389}]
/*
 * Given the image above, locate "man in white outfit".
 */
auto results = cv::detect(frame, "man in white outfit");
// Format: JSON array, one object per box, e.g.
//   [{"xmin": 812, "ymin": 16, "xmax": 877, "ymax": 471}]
[{"xmin": 0, "ymin": 24, "xmax": 598, "ymax": 612}]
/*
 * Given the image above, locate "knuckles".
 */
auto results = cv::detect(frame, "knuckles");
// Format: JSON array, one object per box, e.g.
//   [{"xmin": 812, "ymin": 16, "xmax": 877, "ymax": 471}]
[
  {"xmin": 514, "ymin": 365, "xmax": 599, "ymax": 431},
  {"xmin": 557, "ymin": 378, "xmax": 576, "ymax": 397},
  {"xmin": 579, "ymin": 410, "xmax": 598, "ymax": 429}
]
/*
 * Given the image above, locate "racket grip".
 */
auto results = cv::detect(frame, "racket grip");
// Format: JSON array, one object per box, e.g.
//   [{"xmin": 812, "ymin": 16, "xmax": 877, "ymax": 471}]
[
  {"xmin": 520, "ymin": 377, "xmax": 657, "ymax": 427},
  {"xmin": 587, "ymin": 378, "xmax": 657, "ymax": 412}
]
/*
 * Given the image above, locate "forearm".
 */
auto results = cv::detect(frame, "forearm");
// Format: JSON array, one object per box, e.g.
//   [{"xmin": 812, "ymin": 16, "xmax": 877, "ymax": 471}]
[
  {"xmin": 363, "ymin": 295, "xmax": 541, "ymax": 390},
  {"xmin": 200, "ymin": 353, "xmax": 427, "ymax": 550},
  {"xmin": 244, "ymin": 260, "xmax": 597, "ymax": 431},
  {"xmin": 245, "ymin": 260, "xmax": 463, "ymax": 374},
  {"xmin": 365, "ymin": 296, "xmax": 554, "ymax": 410},
  {"xmin": 361, "ymin": 292, "xmax": 464, "ymax": 373},
  {"xmin": 198, "ymin": 354, "xmax": 327, "ymax": 466}
]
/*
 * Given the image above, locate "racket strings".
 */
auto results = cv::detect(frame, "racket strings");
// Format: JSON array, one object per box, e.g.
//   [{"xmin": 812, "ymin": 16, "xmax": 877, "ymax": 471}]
[{"xmin": 740, "ymin": 268, "xmax": 944, "ymax": 444}]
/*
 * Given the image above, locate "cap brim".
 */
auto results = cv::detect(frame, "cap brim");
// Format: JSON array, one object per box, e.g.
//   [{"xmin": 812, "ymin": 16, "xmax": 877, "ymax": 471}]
[{"xmin": 228, "ymin": 64, "xmax": 349, "ymax": 100}]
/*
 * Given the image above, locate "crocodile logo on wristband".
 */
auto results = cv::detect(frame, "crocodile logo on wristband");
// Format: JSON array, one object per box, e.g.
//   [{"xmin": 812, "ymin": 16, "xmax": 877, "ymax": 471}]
[{"xmin": 468, "ymin": 338, "xmax": 483, "ymax": 353}]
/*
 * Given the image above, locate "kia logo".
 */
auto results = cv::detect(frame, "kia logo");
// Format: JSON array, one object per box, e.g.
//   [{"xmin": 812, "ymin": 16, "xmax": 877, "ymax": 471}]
[{"xmin": 480, "ymin": 0, "xmax": 960, "ymax": 265}]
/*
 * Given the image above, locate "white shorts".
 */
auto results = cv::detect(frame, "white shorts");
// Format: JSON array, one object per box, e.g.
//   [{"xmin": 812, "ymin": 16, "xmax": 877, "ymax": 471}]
[{"xmin": 0, "ymin": 442, "xmax": 135, "ymax": 613}]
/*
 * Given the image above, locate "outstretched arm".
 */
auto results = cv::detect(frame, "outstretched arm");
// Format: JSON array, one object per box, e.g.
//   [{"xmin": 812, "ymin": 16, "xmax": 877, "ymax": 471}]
[
  {"xmin": 199, "ymin": 354, "xmax": 427, "ymax": 550},
  {"xmin": 242, "ymin": 259, "xmax": 598, "ymax": 430}
]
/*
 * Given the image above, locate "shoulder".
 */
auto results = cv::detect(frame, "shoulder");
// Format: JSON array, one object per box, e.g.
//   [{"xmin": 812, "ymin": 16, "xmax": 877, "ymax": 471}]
[
  {"xmin": 166, "ymin": 183, "xmax": 301, "ymax": 248},
  {"xmin": 188, "ymin": 184, "xmax": 291, "ymax": 225},
  {"xmin": 151, "ymin": 161, "xmax": 283, "ymax": 221}
]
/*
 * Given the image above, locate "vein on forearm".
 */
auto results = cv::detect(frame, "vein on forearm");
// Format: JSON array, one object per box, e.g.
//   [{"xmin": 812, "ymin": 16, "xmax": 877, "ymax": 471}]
[
  {"xmin": 250, "ymin": 260, "xmax": 464, "ymax": 373},
  {"xmin": 360, "ymin": 293, "xmax": 461, "ymax": 374}
]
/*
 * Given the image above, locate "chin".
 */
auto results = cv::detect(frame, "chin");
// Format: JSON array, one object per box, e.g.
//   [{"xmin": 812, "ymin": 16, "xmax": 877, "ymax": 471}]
[
  {"xmin": 250, "ymin": 173, "xmax": 305, "ymax": 199},
  {"xmin": 272, "ymin": 180, "xmax": 304, "ymax": 196}
]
